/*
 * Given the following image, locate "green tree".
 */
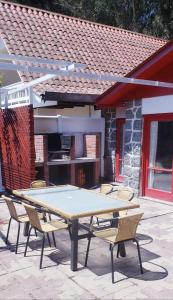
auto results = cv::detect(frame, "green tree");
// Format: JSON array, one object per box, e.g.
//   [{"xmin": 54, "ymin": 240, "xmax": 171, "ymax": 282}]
[{"xmin": 7, "ymin": 0, "xmax": 173, "ymax": 38}]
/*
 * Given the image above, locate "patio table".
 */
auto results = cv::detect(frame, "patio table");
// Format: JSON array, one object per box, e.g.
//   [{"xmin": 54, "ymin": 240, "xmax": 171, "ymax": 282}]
[{"xmin": 13, "ymin": 185, "xmax": 139, "ymax": 271}]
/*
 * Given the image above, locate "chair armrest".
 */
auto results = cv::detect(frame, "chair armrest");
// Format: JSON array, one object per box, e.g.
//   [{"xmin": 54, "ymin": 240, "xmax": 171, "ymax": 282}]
[
  {"xmin": 89, "ymin": 217, "xmax": 119, "ymax": 232},
  {"xmin": 35, "ymin": 206, "xmax": 50, "ymax": 214},
  {"xmin": 2, "ymin": 193, "xmax": 22, "ymax": 204},
  {"xmin": 48, "ymin": 182, "xmax": 56, "ymax": 186},
  {"xmin": 12, "ymin": 198, "xmax": 22, "ymax": 204}
]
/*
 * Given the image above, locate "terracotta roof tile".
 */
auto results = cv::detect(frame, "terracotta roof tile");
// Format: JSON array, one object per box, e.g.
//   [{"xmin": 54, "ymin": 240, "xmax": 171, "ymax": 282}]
[{"xmin": 0, "ymin": 0, "xmax": 167, "ymax": 95}]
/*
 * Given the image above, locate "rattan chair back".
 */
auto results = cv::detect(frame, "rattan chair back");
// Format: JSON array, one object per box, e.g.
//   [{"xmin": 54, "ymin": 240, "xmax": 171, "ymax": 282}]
[
  {"xmin": 116, "ymin": 187, "xmax": 134, "ymax": 201},
  {"xmin": 3, "ymin": 196, "xmax": 18, "ymax": 220},
  {"xmin": 24, "ymin": 203, "xmax": 42, "ymax": 231},
  {"xmin": 100, "ymin": 184, "xmax": 113, "ymax": 195},
  {"xmin": 115, "ymin": 213, "xmax": 143, "ymax": 242},
  {"xmin": 30, "ymin": 180, "xmax": 46, "ymax": 188}
]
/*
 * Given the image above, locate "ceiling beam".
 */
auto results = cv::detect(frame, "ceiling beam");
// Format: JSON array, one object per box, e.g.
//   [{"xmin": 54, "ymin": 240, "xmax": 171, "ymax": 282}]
[
  {"xmin": 1, "ymin": 61, "xmax": 173, "ymax": 90},
  {"xmin": 0, "ymin": 53, "xmax": 85, "ymax": 69},
  {"xmin": 43, "ymin": 92, "xmax": 98, "ymax": 104}
]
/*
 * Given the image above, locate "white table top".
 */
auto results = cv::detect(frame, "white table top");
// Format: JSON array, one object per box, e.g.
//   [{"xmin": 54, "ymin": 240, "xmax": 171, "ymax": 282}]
[{"xmin": 13, "ymin": 185, "xmax": 139, "ymax": 220}]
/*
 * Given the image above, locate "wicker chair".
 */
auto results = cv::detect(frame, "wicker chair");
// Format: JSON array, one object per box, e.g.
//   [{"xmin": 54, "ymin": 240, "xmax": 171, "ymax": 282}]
[
  {"xmin": 2, "ymin": 195, "xmax": 30, "ymax": 254},
  {"xmin": 23, "ymin": 203, "xmax": 69, "ymax": 269},
  {"xmin": 100, "ymin": 184, "xmax": 113, "ymax": 195},
  {"xmin": 85, "ymin": 213, "xmax": 143, "ymax": 283},
  {"xmin": 30, "ymin": 180, "xmax": 47, "ymax": 188},
  {"xmin": 89, "ymin": 184, "xmax": 113, "ymax": 226},
  {"xmin": 95, "ymin": 187, "xmax": 134, "ymax": 224}
]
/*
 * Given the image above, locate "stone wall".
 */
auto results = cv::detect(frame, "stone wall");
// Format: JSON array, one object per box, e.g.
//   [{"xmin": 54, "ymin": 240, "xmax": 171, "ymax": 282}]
[
  {"xmin": 103, "ymin": 100, "xmax": 143, "ymax": 195},
  {"xmin": 123, "ymin": 100, "xmax": 143, "ymax": 195}
]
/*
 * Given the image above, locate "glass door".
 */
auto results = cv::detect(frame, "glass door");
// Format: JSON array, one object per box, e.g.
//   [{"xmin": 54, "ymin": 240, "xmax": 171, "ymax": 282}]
[{"xmin": 144, "ymin": 115, "xmax": 173, "ymax": 201}]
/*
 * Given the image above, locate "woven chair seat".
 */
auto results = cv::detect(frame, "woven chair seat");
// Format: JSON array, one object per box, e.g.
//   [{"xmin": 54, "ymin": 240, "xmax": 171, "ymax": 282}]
[
  {"xmin": 85, "ymin": 213, "xmax": 144, "ymax": 283},
  {"xmin": 18, "ymin": 214, "xmax": 30, "ymax": 223},
  {"xmin": 23, "ymin": 203, "xmax": 70, "ymax": 269},
  {"xmin": 41, "ymin": 220, "xmax": 68, "ymax": 233},
  {"xmin": 94, "ymin": 228, "xmax": 118, "ymax": 243},
  {"xmin": 96, "ymin": 210, "xmax": 128, "ymax": 220},
  {"xmin": 95, "ymin": 212, "xmax": 113, "ymax": 219}
]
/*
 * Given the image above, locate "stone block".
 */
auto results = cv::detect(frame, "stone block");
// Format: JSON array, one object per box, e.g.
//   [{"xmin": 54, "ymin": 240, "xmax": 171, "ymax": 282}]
[
  {"xmin": 133, "ymin": 120, "xmax": 142, "ymax": 130},
  {"xmin": 125, "ymin": 131, "xmax": 132, "ymax": 143},
  {"xmin": 125, "ymin": 120, "xmax": 132, "ymax": 130},
  {"xmin": 125, "ymin": 143, "xmax": 133, "ymax": 153},
  {"xmin": 132, "ymin": 131, "xmax": 142, "ymax": 143},
  {"xmin": 135, "ymin": 99, "xmax": 142, "ymax": 106},
  {"xmin": 132, "ymin": 156, "xmax": 141, "ymax": 167},
  {"xmin": 126, "ymin": 109, "xmax": 134, "ymax": 119},
  {"xmin": 124, "ymin": 154, "xmax": 132, "ymax": 166},
  {"xmin": 136, "ymin": 107, "xmax": 142, "ymax": 118},
  {"xmin": 133, "ymin": 167, "xmax": 140, "ymax": 177},
  {"xmin": 129, "ymin": 179, "xmax": 140, "ymax": 190},
  {"xmin": 133, "ymin": 143, "xmax": 142, "ymax": 156},
  {"xmin": 123, "ymin": 166, "xmax": 133, "ymax": 177}
]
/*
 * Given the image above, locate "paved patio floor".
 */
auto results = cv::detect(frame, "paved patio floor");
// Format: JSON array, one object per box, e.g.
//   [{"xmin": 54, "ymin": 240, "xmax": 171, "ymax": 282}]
[{"xmin": 0, "ymin": 192, "xmax": 173, "ymax": 299}]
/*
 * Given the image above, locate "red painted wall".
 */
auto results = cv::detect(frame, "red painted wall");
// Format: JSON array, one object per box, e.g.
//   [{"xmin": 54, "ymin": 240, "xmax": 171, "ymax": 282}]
[
  {"xmin": 84, "ymin": 134, "xmax": 98, "ymax": 158},
  {"xmin": 0, "ymin": 105, "xmax": 36, "ymax": 190}
]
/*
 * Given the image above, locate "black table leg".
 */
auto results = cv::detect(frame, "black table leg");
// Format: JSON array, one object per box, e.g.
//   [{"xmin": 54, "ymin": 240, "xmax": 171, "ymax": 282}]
[
  {"xmin": 71, "ymin": 219, "xmax": 79, "ymax": 271},
  {"xmin": 23, "ymin": 221, "xmax": 30, "ymax": 236},
  {"xmin": 112, "ymin": 212, "xmax": 126, "ymax": 257}
]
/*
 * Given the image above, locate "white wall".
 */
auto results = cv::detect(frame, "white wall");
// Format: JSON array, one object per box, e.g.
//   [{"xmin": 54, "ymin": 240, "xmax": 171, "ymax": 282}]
[
  {"xmin": 34, "ymin": 115, "xmax": 105, "ymax": 176},
  {"xmin": 34, "ymin": 106, "xmax": 101, "ymax": 118},
  {"xmin": 142, "ymin": 94, "xmax": 173, "ymax": 115}
]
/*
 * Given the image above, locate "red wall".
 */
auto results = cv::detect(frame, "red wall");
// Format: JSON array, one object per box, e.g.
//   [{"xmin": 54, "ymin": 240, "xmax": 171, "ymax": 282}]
[
  {"xmin": 84, "ymin": 134, "xmax": 98, "ymax": 158},
  {"xmin": 0, "ymin": 105, "xmax": 36, "ymax": 190}
]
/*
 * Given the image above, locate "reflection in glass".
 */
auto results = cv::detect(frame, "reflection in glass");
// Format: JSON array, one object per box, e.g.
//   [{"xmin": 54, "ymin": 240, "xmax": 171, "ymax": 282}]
[
  {"xmin": 149, "ymin": 121, "xmax": 173, "ymax": 170},
  {"xmin": 148, "ymin": 170, "xmax": 172, "ymax": 192},
  {"xmin": 148, "ymin": 120, "xmax": 173, "ymax": 192}
]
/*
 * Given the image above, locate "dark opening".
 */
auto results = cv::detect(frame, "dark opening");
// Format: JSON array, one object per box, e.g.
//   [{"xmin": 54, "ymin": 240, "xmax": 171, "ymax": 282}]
[
  {"xmin": 49, "ymin": 165, "xmax": 70, "ymax": 185},
  {"xmin": 48, "ymin": 133, "xmax": 62, "ymax": 151}
]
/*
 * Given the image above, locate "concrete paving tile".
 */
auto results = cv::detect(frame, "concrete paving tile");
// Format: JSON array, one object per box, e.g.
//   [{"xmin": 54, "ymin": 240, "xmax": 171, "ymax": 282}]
[{"xmin": 1, "ymin": 196, "xmax": 173, "ymax": 299}]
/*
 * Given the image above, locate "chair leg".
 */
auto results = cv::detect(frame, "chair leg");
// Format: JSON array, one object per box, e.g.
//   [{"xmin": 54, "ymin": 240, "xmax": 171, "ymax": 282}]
[
  {"xmin": 34, "ymin": 229, "xmax": 37, "ymax": 237},
  {"xmin": 48, "ymin": 213, "xmax": 51, "ymax": 221},
  {"xmin": 85, "ymin": 236, "xmax": 91, "ymax": 267},
  {"xmin": 89, "ymin": 216, "xmax": 93, "ymax": 226},
  {"xmin": 134, "ymin": 238, "xmax": 143, "ymax": 274},
  {"xmin": 110, "ymin": 244, "xmax": 115, "ymax": 284},
  {"xmin": 15, "ymin": 222, "xmax": 21, "ymax": 254},
  {"xmin": 96, "ymin": 217, "xmax": 99, "ymax": 226},
  {"xmin": 43, "ymin": 212, "xmax": 47, "ymax": 222},
  {"xmin": 24, "ymin": 226, "xmax": 32, "ymax": 257},
  {"xmin": 52, "ymin": 232, "xmax": 56, "ymax": 248},
  {"xmin": 6, "ymin": 217, "xmax": 12, "ymax": 244},
  {"xmin": 47, "ymin": 233, "xmax": 51, "ymax": 247},
  {"xmin": 68, "ymin": 225, "xmax": 72, "ymax": 239},
  {"xmin": 117, "ymin": 243, "xmax": 120, "ymax": 258},
  {"xmin": 40, "ymin": 234, "xmax": 45, "ymax": 269}
]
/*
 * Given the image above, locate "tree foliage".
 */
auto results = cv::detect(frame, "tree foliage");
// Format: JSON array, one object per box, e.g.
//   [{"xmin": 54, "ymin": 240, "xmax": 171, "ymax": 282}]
[{"xmin": 8, "ymin": 0, "xmax": 173, "ymax": 38}]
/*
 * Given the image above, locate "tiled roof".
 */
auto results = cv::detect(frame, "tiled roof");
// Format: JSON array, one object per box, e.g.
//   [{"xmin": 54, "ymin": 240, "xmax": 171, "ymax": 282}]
[{"xmin": 0, "ymin": 1, "xmax": 167, "ymax": 95}]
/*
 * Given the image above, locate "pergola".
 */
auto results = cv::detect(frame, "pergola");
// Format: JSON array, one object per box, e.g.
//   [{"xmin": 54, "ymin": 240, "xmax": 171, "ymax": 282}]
[{"xmin": 1, "ymin": 53, "xmax": 173, "ymax": 109}]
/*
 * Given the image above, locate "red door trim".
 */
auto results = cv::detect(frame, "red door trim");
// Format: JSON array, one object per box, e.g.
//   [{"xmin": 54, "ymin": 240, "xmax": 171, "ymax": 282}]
[
  {"xmin": 115, "ymin": 118, "xmax": 125, "ymax": 182},
  {"xmin": 142, "ymin": 113, "xmax": 173, "ymax": 201}
]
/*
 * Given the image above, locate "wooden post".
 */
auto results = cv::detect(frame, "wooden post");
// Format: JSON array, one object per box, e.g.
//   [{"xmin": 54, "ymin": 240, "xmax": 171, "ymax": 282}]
[
  {"xmin": 70, "ymin": 136, "xmax": 76, "ymax": 185},
  {"xmin": 43, "ymin": 135, "xmax": 49, "ymax": 184},
  {"xmin": 94, "ymin": 133, "xmax": 101, "ymax": 184}
]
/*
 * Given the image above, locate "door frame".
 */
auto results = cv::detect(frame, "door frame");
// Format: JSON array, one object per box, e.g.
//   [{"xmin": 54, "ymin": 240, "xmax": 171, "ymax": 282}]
[
  {"xmin": 142, "ymin": 113, "xmax": 173, "ymax": 201},
  {"xmin": 115, "ymin": 118, "xmax": 125, "ymax": 182}
]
